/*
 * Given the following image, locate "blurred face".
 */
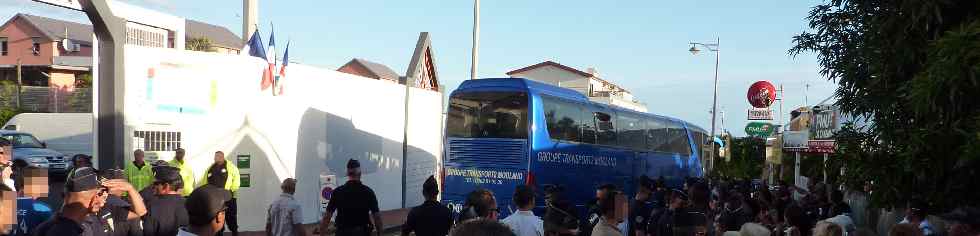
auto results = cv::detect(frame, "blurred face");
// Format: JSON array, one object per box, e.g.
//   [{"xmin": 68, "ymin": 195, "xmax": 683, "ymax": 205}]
[
  {"xmin": 0, "ymin": 145, "xmax": 11, "ymax": 162},
  {"xmin": 0, "ymin": 191, "xmax": 14, "ymax": 232},
  {"xmin": 211, "ymin": 210, "xmax": 227, "ymax": 231},
  {"xmin": 134, "ymin": 150, "xmax": 144, "ymax": 163},
  {"xmin": 214, "ymin": 152, "xmax": 224, "ymax": 165},
  {"xmin": 87, "ymin": 188, "xmax": 109, "ymax": 213},
  {"xmin": 596, "ymin": 189, "xmax": 607, "ymax": 199},
  {"xmin": 670, "ymin": 196, "xmax": 685, "ymax": 209},
  {"xmin": 24, "ymin": 169, "xmax": 49, "ymax": 198},
  {"xmin": 175, "ymin": 149, "xmax": 185, "ymax": 161},
  {"xmin": 489, "ymin": 197, "xmax": 499, "ymax": 220}
]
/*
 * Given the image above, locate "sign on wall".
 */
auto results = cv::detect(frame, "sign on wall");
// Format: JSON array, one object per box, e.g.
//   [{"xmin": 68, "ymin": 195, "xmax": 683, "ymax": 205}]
[
  {"xmin": 808, "ymin": 140, "xmax": 836, "ymax": 153},
  {"xmin": 747, "ymin": 81, "xmax": 777, "ymax": 108},
  {"xmin": 748, "ymin": 108, "xmax": 773, "ymax": 120},
  {"xmin": 237, "ymin": 154, "xmax": 251, "ymax": 169},
  {"xmin": 782, "ymin": 130, "xmax": 809, "ymax": 151},
  {"xmin": 810, "ymin": 106, "xmax": 839, "ymax": 139},
  {"xmin": 745, "ymin": 122, "xmax": 775, "ymax": 138}
]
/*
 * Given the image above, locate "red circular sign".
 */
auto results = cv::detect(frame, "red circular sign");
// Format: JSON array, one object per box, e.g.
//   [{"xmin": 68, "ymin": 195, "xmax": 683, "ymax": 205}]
[{"xmin": 747, "ymin": 81, "xmax": 776, "ymax": 108}]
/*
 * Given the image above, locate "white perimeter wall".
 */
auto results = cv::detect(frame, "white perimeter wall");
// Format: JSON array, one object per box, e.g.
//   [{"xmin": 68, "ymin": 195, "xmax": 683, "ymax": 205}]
[{"xmin": 122, "ymin": 46, "xmax": 443, "ymax": 230}]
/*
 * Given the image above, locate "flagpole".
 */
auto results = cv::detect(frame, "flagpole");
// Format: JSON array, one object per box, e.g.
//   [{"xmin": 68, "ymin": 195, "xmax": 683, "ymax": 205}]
[{"xmin": 469, "ymin": 0, "xmax": 479, "ymax": 80}]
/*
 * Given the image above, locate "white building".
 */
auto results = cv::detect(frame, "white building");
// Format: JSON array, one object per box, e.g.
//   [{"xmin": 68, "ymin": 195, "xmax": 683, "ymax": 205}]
[{"xmin": 506, "ymin": 61, "xmax": 647, "ymax": 112}]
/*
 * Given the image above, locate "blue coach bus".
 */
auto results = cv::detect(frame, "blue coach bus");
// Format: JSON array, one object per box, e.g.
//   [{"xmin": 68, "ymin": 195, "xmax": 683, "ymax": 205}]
[{"xmin": 442, "ymin": 78, "xmax": 709, "ymax": 219}]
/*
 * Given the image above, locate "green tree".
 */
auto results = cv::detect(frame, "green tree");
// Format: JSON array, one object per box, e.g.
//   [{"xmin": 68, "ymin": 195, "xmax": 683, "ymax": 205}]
[
  {"xmin": 790, "ymin": 0, "xmax": 980, "ymax": 210},
  {"xmin": 186, "ymin": 37, "xmax": 216, "ymax": 52},
  {"xmin": 715, "ymin": 137, "xmax": 766, "ymax": 180}
]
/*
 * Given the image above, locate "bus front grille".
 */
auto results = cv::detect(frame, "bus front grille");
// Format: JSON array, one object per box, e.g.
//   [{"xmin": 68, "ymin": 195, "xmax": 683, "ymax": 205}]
[{"xmin": 448, "ymin": 138, "xmax": 526, "ymax": 166}]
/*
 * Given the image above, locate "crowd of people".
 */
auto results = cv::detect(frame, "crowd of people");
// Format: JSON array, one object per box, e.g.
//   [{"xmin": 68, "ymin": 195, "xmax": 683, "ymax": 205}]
[
  {"xmin": 1, "ymin": 135, "xmax": 979, "ymax": 236},
  {"xmin": 415, "ymin": 175, "xmax": 980, "ymax": 236},
  {"xmin": 0, "ymin": 141, "xmax": 244, "ymax": 236}
]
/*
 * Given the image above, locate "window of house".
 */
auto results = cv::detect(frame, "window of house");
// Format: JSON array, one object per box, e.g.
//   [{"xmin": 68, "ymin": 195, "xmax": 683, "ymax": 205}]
[
  {"xmin": 1, "ymin": 37, "xmax": 8, "ymax": 56},
  {"xmin": 133, "ymin": 130, "xmax": 182, "ymax": 151},
  {"xmin": 31, "ymin": 37, "xmax": 40, "ymax": 55}
]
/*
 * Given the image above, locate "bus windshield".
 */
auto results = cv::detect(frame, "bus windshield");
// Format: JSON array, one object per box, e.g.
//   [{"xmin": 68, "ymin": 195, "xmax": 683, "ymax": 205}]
[{"xmin": 447, "ymin": 91, "xmax": 528, "ymax": 139}]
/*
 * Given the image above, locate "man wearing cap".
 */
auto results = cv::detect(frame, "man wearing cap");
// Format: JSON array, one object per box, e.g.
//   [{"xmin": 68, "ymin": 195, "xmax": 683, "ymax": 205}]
[
  {"xmin": 200, "ymin": 151, "xmax": 240, "ymax": 236},
  {"xmin": 650, "ymin": 189, "xmax": 689, "ymax": 236},
  {"xmin": 629, "ymin": 176, "xmax": 655, "ymax": 236},
  {"xmin": 941, "ymin": 206, "xmax": 980, "ymax": 236},
  {"xmin": 98, "ymin": 169, "xmax": 147, "ymax": 236},
  {"xmin": 124, "ymin": 150, "xmax": 153, "ymax": 192},
  {"xmin": 179, "ymin": 185, "xmax": 232, "ymax": 236},
  {"xmin": 144, "ymin": 166, "xmax": 190, "ymax": 236},
  {"xmin": 33, "ymin": 167, "xmax": 114, "ymax": 236},
  {"xmin": 265, "ymin": 178, "xmax": 305, "ymax": 236},
  {"xmin": 402, "ymin": 175, "xmax": 452, "ymax": 236},
  {"xmin": 319, "ymin": 159, "xmax": 383, "ymax": 236},
  {"xmin": 168, "ymin": 148, "xmax": 194, "ymax": 196}
]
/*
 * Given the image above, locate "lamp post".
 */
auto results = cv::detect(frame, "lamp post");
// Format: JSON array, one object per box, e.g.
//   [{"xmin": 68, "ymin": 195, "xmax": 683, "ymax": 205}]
[{"xmin": 689, "ymin": 38, "xmax": 720, "ymax": 173}]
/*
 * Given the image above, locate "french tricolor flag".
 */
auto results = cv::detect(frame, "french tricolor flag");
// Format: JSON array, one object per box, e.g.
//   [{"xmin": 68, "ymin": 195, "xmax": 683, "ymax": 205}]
[
  {"xmin": 261, "ymin": 26, "xmax": 276, "ymax": 91},
  {"xmin": 276, "ymin": 41, "xmax": 289, "ymax": 95}
]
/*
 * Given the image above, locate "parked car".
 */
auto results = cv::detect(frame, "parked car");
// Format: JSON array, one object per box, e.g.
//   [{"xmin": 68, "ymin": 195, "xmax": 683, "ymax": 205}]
[{"xmin": 0, "ymin": 130, "xmax": 69, "ymax": 174}]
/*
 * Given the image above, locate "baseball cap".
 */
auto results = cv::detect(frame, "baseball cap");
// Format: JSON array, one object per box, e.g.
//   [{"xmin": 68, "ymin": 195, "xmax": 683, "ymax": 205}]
[
  {"xmin": 941, "ymin": 206, "xmax": 980, "ymax": 228},
  {"xmin": 99, "ymin": 168, "xmax": 126, "ymax": 180},
  {"xmin": 66, "ymin": 167, "xmax": 104, "ymax": 192},
  {"xmin": 423, "ymin": 175, "xmax": 438, "ymax": 196},
  {"xmin": 347, "ymin": 159, "xmax": 361, "ymax": 169},
  {"xmin": 153, "ymin": 166, "xmax": 182, "ymax": 184},
  {"xmin": 186, "ymin": 185, "xmax": 232, "ymax": 226}
]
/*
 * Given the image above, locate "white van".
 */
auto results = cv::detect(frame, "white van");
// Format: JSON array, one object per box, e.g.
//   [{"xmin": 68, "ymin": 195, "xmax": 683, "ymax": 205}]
[{"xmin": 3, "ymin": 113, "xmax": 93, "ymax": 159}]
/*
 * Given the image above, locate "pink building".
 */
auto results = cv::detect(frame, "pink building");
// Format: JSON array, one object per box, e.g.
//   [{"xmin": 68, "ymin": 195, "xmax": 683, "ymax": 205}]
[{"xmin": 0, "ymin": 13, "xmax": 93, "ymax": 91}]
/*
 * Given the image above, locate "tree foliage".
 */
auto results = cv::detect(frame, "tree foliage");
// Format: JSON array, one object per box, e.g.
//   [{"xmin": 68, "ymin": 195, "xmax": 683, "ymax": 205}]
[
  {"xmin": 186, "ymin": 37, "xmax": 216, "ymax": 52},
  {"xmin": 715, "ymin": 137, "xmax": 766, "ymax": 180},
  {"xmin": 790, "ymin": 0, "xmax": 980, "ymax": 211}
]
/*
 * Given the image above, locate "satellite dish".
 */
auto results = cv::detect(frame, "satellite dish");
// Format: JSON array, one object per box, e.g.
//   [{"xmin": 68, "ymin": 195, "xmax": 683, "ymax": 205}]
[{"xmin": 61, "ymin": 39, "xmax": 72, "ymax": 51}]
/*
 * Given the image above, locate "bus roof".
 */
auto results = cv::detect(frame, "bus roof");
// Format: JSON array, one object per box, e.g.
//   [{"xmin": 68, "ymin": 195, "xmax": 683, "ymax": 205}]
[
  {"xmin": 455, "ymin": 78, "xmax": 588, "ymax": 101},
  {"xmin": 455, "ymin": 78, "xmax": 706, "ymax": 133}
]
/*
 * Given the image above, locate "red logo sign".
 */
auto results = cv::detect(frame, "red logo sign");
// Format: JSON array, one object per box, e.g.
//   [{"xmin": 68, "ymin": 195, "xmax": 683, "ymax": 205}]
[{"xmin": 747, "ymin": 81, "xmax": 776, "ymax": 108}]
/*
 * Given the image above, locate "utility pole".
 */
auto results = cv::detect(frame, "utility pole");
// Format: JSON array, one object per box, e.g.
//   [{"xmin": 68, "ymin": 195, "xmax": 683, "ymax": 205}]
[
  {"xmin": 15, "ymin": 58, "xmax": 21, "ymax": 109},
  {"xmin": 469, "ymin": 0, "xmax": 479, "ymax": 80}
]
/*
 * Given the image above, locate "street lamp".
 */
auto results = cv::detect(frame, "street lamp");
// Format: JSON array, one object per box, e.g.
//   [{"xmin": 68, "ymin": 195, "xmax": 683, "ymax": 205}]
[{"xmin": 690, "ymin": 38, "xmax": 720, "ymax": 173}]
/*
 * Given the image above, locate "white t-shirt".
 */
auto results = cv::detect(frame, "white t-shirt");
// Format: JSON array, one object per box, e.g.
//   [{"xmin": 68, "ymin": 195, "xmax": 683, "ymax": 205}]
[{"xmin": 502, "ymin": 210, "xmax": 544, "ymax": 236}]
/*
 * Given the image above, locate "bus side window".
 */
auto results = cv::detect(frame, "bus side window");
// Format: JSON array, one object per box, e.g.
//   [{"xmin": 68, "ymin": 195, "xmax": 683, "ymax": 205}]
[
  {"xmin": 543, "ymin": 96, "xmax": 584, "ymax": 143},
  {"xmin": 616, "ymin": 113, "xmax": 645, "ymax": 150},
  {"xmin": 646, "ymin": 118, "xmax": 670, "ymax": 152}
]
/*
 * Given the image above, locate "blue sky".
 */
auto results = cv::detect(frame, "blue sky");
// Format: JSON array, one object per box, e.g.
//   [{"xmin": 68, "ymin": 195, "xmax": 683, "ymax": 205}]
[{"xmin": 2, "ymin": 0, "xmax": 837, "ymax": 137}]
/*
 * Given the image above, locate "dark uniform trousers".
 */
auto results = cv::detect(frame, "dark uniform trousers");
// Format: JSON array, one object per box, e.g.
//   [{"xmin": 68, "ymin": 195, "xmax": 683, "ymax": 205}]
[{"xmin": 217, "ymin": 198, "xmax": 238, "ymax": 236}]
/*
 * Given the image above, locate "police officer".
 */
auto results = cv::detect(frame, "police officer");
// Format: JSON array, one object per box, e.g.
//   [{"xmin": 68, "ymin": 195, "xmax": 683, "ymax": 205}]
[
  {"xmin": 98, "ymin": 169, "xmax": 147, "ymax": 236},
  {"xmin": 650, "ymin": 189, "xmax": 688, "ymax": 236},
  {"xmin": 629, "ymin": 176, "xmax": 655, "ymax": 236},
  {"xmin": 200, "ymin": 151, "xmax": 240, "ymax": 236},
  {"xmin": 124, "ymin": 150, "xmax": 153, "ymax": 193},
  {"xmin": 319, "ymin": 159, "xmax": 383, "ymax": 236},
  {"xmin": 401, "ymin": 176, "xmax": 452, "ymax": 236},
  {"xmin": 168, "ymin": 148, "xmax": 194, "ymax": 196},
  {"xmin": 34, "ymin": 167, "xmax": 109, "ymax": 236},
  {"xmin": 144, "ymin": 166, "xmax": 189, "ymax": 236}
]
